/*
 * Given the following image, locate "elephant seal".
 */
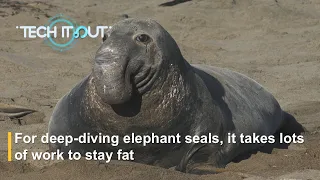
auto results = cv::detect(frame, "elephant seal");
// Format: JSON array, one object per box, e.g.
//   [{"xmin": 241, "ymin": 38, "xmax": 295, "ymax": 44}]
[
  {"xmin": 0, "ymin": 103, "xmax": 36, "ymax": 118},
  {"xmin": 49, "ymin": 18, "xmax": 292, "ymax": 172}
]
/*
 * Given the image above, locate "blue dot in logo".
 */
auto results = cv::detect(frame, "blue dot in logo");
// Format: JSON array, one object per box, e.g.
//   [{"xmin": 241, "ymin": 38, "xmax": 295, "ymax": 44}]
[{"xmin": 74, "ymin": 26, "xmax": 88, "ymax": 39}]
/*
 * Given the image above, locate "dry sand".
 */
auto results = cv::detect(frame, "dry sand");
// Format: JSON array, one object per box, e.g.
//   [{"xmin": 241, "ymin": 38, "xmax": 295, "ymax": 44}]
[{"xmin": 0, "ymin": 0, "xmax": 320, "ymax": 179}]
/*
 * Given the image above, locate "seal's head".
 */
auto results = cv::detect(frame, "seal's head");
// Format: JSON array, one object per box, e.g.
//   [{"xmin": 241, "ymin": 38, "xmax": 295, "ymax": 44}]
[{"xmin": 93, "ymin": 18, "xmax": 185, "ymax": 105}]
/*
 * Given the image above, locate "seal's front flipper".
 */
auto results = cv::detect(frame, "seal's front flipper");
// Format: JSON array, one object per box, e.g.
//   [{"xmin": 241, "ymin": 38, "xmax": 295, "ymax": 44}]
[
  {"xmin": 0, "ymin": 103, "xmax": 36, "ymax": 119},
  {"xmin": 175, "ymin": 143, "xmax": 206, "ymax": 173}
]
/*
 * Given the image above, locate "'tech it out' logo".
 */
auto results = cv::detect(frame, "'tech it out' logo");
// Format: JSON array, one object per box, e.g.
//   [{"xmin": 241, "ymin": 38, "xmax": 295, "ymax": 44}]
[{"xmin": 16, "ymin": 14, "xmax": 112, "ymax": 51}]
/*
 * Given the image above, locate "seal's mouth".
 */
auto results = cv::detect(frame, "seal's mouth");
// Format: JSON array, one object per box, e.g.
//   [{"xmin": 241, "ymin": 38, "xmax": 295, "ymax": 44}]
[{"xmin": 93, "ymin": 58, "xmax": 159, "ymax": 105}]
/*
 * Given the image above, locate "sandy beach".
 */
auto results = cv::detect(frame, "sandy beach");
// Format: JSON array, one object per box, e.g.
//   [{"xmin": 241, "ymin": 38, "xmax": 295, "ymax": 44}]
[{"xmin": 0, "ymin": 0, "xmax": 319, "ymax": 179}]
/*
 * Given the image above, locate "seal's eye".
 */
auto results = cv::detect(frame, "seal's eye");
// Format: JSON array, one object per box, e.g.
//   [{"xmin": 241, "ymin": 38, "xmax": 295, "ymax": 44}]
[{"xmin": 135, "ymin": 34, "xmax": 151, "ymax": 44}]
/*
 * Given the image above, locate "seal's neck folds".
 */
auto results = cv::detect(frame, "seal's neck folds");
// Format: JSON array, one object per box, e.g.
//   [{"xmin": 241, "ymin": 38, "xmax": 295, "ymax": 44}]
[{"xmin": 143, "ymin": 59, "xmax": 195, "ymax": 111}]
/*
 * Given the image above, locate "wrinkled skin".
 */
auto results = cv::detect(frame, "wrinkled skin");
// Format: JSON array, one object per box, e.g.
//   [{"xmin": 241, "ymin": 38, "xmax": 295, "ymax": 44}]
[{"xmin": 49, "ymin": 18, "xmax": 289, "ymax": 172}]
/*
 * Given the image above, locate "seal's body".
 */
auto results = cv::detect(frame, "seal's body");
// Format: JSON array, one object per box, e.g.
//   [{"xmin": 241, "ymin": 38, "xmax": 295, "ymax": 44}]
[{"xmin": 49, "ymin": 18, "xmax": 287, "ymax": 172}]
